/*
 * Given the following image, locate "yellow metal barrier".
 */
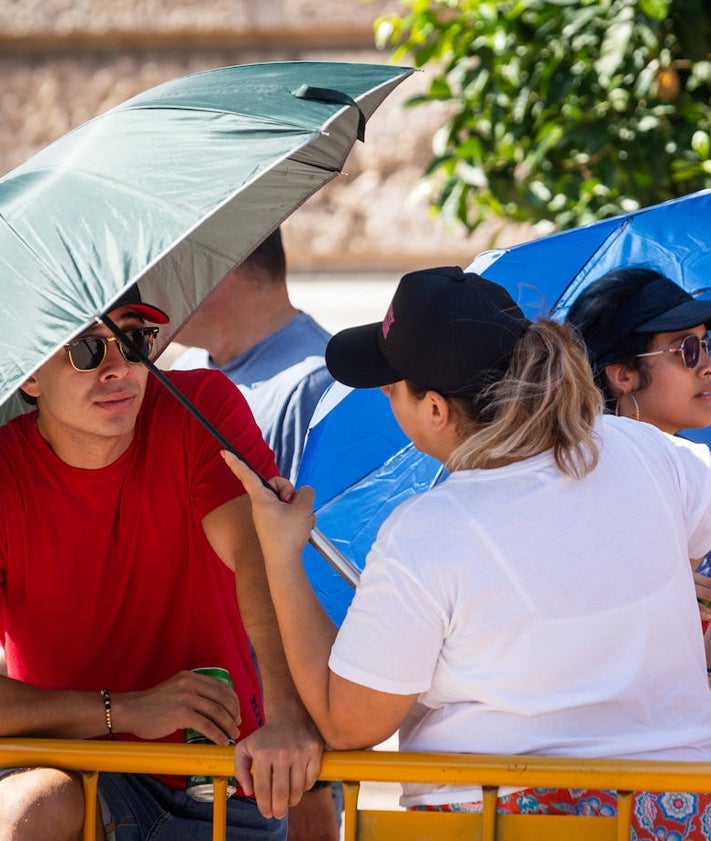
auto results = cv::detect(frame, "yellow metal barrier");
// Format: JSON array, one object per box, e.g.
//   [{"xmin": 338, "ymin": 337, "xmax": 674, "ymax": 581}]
[{"xmin": 2, "ymin": 739, "xmax": 711, "ymax": 840}]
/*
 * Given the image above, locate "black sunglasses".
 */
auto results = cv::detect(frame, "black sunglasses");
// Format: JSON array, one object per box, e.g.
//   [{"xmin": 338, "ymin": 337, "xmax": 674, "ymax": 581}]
[
  {"xmin": 64, "ymin": 327, "xmax": 159, "ymax": 372},
  {"xmin": 635, "ymin": 333, "xmax": 710, "ymax": 369}
]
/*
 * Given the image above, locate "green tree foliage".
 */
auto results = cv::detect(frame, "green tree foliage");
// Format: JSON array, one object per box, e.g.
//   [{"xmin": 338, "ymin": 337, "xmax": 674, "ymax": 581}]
[{"xmin": 375, "ymin": 0, "xmax": 711, "ymax": 230}]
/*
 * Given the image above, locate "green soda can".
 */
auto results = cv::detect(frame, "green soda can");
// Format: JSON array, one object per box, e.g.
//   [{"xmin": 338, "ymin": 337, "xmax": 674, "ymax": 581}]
[{"xmin": 185, "ymin": 666, "xmax": 237, "ymax": 801}]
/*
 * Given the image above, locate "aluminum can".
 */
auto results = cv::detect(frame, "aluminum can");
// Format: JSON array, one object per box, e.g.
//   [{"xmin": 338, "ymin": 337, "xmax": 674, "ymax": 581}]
[{"xmin": 185, "ymin": 666, "xmax": 237, "ymax": 801}]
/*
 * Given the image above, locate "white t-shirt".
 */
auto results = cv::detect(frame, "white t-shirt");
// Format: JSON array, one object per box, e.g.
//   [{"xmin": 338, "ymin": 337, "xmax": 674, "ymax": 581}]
[{"xmin": 329, "ymin": 415, "xmax": 711, "ymax": 806}]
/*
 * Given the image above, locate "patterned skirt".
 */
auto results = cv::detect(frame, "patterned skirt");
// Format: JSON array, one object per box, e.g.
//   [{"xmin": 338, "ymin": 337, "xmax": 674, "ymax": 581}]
[{"xmin": 412, "ymin": 788, "xmax": 711, "ymax": 839}]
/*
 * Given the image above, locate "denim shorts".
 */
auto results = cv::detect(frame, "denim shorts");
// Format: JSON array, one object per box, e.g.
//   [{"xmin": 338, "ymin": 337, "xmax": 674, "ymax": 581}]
[
  {"xmin": 0, "ymin": 768, "xmax": 286, "ymax": 841},
  {"xmin": 98, "ymin": 773, "xmax": 286, "ymax": 841}
]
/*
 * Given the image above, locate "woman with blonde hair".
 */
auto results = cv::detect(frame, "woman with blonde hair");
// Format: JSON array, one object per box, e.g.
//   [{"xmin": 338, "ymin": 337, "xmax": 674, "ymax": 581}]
[{"xmin": 226, "ymin": 266, "xmax": 711, "ymax": 839}]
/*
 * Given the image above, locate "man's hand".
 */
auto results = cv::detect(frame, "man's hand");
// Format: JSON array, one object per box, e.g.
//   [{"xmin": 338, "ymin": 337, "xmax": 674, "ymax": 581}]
[
  {"xmin": 234, "ymin": 716, "xmax": 324, "ymax": 819},
  {"xmin": 114, "ymin": 670, "xmax": 241, "ymax": 743}
]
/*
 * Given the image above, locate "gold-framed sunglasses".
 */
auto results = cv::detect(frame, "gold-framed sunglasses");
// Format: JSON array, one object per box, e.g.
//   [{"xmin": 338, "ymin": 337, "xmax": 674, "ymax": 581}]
[
  {"xmin": 635, "ymin": 333, "xmax": 710, "ymax": 369},
  {"xmin": 64, "ymin": 327, "xmax": 159, "ymax": 372}
]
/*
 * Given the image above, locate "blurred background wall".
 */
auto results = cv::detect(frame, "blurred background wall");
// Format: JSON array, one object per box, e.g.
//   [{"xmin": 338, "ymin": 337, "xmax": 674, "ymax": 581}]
[{"xmin": 0, "ymin": 0, "xmax": 530, "ymax": 283}]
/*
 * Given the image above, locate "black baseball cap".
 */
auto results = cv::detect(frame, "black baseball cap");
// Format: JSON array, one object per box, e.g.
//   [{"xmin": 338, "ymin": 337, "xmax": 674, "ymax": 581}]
[
  {"xmin": 106, "ymin": 285, "xmax": 169, "ymax": 324},
  {"xmin": 325, "ymin": 266, "xmax": 531, "ymax": 395},
  {"xmin": 570, "ymin": 273, "xmax": 711, "ymax": 367}
]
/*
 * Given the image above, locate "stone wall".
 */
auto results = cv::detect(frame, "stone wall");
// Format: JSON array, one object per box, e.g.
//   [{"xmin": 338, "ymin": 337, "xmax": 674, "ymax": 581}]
[{"xmin": 0, "ymin": 0, "xmax": 532, "ymax": 272}]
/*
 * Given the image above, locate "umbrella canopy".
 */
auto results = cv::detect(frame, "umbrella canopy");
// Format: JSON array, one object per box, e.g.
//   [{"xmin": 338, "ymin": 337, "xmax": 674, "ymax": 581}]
[
  {"xmin": 0, "ymin": 60, "xmax": 413, "ymax": 410},
  {"xmin": 468, "ymin": 189, "xmax": 711, "ymax": 446},
  {"xmin": 297, "ymin": 384, "xmax": 444, "ymax": 625},
  {"xmin": 0, "ymin": 60, "xmax": 414, "ymax": 586},
  {"xmin": 469, "ymin": 190, "xmax": 711, "ymax": 321}
]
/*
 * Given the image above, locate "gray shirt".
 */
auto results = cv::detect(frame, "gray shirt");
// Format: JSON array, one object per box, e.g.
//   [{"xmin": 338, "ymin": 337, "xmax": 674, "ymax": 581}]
[{"xmin": 172, "ymin": 312, "xmax": 333, "ymax": 482}]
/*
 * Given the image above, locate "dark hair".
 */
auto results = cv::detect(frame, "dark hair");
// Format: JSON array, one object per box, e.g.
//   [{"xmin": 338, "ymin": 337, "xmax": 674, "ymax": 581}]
[
  {"xmin": 242, "ymin": 228, "xmax": 286, "ymax": 283},
  {"xmin": 565, "ymin": 268, "xmax": 660, "ymax": 405}
]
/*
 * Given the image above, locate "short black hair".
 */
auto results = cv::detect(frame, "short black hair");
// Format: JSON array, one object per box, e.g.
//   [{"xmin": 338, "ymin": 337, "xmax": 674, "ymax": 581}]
[{"xmin": 243, "ymin": 228, "xmax": 286, "ymax": 282}]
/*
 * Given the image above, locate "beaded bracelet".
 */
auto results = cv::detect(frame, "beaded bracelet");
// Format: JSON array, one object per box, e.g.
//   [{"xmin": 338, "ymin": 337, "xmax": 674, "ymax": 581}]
[{"xmin": 100, "ymin": 688, "xmax": 115, "ymax": 739}]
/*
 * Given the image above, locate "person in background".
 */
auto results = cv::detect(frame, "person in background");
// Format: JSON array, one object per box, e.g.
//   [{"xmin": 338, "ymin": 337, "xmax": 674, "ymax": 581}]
[
  {"xmin": 564, "ymin": 267, "xmax": 711, "ymax": 643},
  {"xmin": 172, "ymin": 228, "xmax": 333, "ymax": 483},
  {"xmin": 226, "ymin": 266, "xmax": 711, "ymax": 840},
  {"xmin": 564, "ymin": 268, "xmax": 711, "ymax": 434},
  {"xmin": 0, "ymin": 287, "xmax": 322, "ymax": 841},
  {"xmin": 172, "ymin": 228, "xmax": 338, "ymax": 841}
]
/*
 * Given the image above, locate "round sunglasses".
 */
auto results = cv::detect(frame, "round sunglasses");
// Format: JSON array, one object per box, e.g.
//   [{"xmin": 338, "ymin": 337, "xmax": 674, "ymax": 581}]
[
  {"xmin": 64, "ymin": 327, "xmax": 159, "ymax": 372},
  {"xmin": 635, "ymin": 333, "xmax": 710, "ymax": 369}
]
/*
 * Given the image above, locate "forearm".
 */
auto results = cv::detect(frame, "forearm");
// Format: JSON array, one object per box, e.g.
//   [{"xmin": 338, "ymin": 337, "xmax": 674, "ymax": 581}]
[
  {"xmin": 262, "ymin": 547, "xmax": 414, "ymax": 749},
  {"xmin": 219, "ymin": 455, "xmax": 419, "ymax": 750},
  {"xmin": 0, "ymin": 670, "xmax": 241, "ymax": 744},
  {"xmin": 259, "ymin": 545, "xmax": 338, "ymax": 732},
  {"xmin": 234, "ymin": 554, "xmax": 309, "ymax": 719},
  {"xmin": 204, "ymin": 496, "xmax": 314, "ymax": 722},
  {"xmin": 0, "ymin": 675, "xmax": 106, "ymax": 738}
]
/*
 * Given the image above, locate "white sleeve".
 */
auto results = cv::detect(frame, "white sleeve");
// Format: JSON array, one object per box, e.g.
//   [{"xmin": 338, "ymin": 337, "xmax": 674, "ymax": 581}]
[
  {"xmin": 669, "ymin": 435, "xmax": 711, "ymax": 559},
  {"xmin": 329, "ymin": 504, "xmax": 447, "ymax": 696}
]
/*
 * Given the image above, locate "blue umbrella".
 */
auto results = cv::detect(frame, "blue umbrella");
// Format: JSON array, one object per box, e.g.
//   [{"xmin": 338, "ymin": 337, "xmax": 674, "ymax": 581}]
[
  {"xmin": 469, "ymin": 189, "xmax": 711, "ymax": 322},
  {"xmin": 468, "ymin": 189, "xmax": 711, "ymax": 447},
  {"xmin": 297, "ymin": 384, "xmax": 443, "ymax": 625}
]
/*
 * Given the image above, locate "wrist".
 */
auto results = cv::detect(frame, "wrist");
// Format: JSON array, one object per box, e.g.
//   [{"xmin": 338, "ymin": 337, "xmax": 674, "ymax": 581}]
[{"xmin": 100, "ymin": 688, "xmax": 115, "ymax": 739}]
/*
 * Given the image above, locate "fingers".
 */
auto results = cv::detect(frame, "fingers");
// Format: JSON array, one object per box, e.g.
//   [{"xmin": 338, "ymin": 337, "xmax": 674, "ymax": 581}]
[
  {"xmin": 222, "ymin": 449, "xmax": 316, "ymax": 535},
  {"xmin": 242, "ymin": 749, "xmax": 320, "ymax": 819},
  {"xmin": 272, "ymin": 475, "xmax": 295, "ymax": 503},
  {"xmin": 233, "ymin": 743, "xmax": 255, "ymax": 797},
  {"xmin": 187, "ymin": 672, "xmax": 241, "ymax": 745},
  {"xmin": 234, "ymin": 727, "xmax": 324, "ymax": 819},
  {"xmin": 221, "ymin": 450, "xmax": 264, "ymax": 494},
  {"xmin": 694, "ymin": 571, "xmax": 711, "ymax": 597},
  {"xmin": 694, "ymin": 573, "xmax": 711, "ymax": 620},
  {"xmin": 221, "ymin": 450, "xmax": 299, "ymax": 504},
  {"xmin": 121, "ymin": 669, "xmax": 242, "ymax": 742}
]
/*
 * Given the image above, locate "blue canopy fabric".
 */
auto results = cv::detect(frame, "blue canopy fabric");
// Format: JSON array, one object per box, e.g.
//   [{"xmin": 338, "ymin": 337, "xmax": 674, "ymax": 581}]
[
  {"xmin": 298, "ymin": 384, "xmax": 443, "ymax": 625},
  {"xmin": 470, "ymin": 190, "xmax": 711, "ymax": 321},
  {"xmin": 470, "ymin": 190, "xmax": 711, "ymax": 449}
]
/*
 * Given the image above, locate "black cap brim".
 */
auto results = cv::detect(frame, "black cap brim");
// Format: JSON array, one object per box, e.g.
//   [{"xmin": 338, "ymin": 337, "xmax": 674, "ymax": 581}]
[
  {"xmin": 325, "ymin": 322, "xmax": 402, "ymax": 388},
  {"xmin": 636, "ymin": 298, "xmax": 711, "ymax": 333}
]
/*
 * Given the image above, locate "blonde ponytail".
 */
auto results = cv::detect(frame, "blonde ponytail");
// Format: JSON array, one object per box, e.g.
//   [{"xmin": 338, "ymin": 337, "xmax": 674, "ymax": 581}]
[{"xmin": 448, "ymin": 320, "xmax": 602, "ymax": 478}]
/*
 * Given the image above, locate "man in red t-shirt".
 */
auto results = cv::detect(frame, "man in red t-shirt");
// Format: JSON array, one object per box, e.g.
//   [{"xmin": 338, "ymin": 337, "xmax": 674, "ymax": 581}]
[{"xmin": 0, "ymin": 288, "xmax": 321, "ymax": 841}]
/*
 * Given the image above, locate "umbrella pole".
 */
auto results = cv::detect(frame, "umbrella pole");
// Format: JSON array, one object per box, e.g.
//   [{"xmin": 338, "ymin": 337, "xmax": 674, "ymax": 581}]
[
  {"xmin": 308, "ymin": 530, "xmax": 360, "ymax": 588},
  {"xmin": 101, "ymin": 316, "xmax": 360, "ymax": 588}
]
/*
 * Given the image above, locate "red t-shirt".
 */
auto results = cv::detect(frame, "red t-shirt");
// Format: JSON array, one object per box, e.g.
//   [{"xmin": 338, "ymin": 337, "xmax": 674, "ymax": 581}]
[{"xmin": 0, "ymin": 370, "xmax": 279, "ymax": 785}]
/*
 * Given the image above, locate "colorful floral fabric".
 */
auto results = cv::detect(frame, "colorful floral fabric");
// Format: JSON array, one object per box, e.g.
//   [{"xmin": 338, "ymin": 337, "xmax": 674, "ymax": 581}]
[{"xmin": 413, "ymin": 788, "xmax": 711, "ymax": 839}]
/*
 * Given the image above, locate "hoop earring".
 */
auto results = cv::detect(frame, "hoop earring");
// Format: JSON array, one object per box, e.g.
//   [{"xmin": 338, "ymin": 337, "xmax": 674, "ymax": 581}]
[{"xmin": 615, "ymin": 392, "xmax": 640, "ymax": 422}]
